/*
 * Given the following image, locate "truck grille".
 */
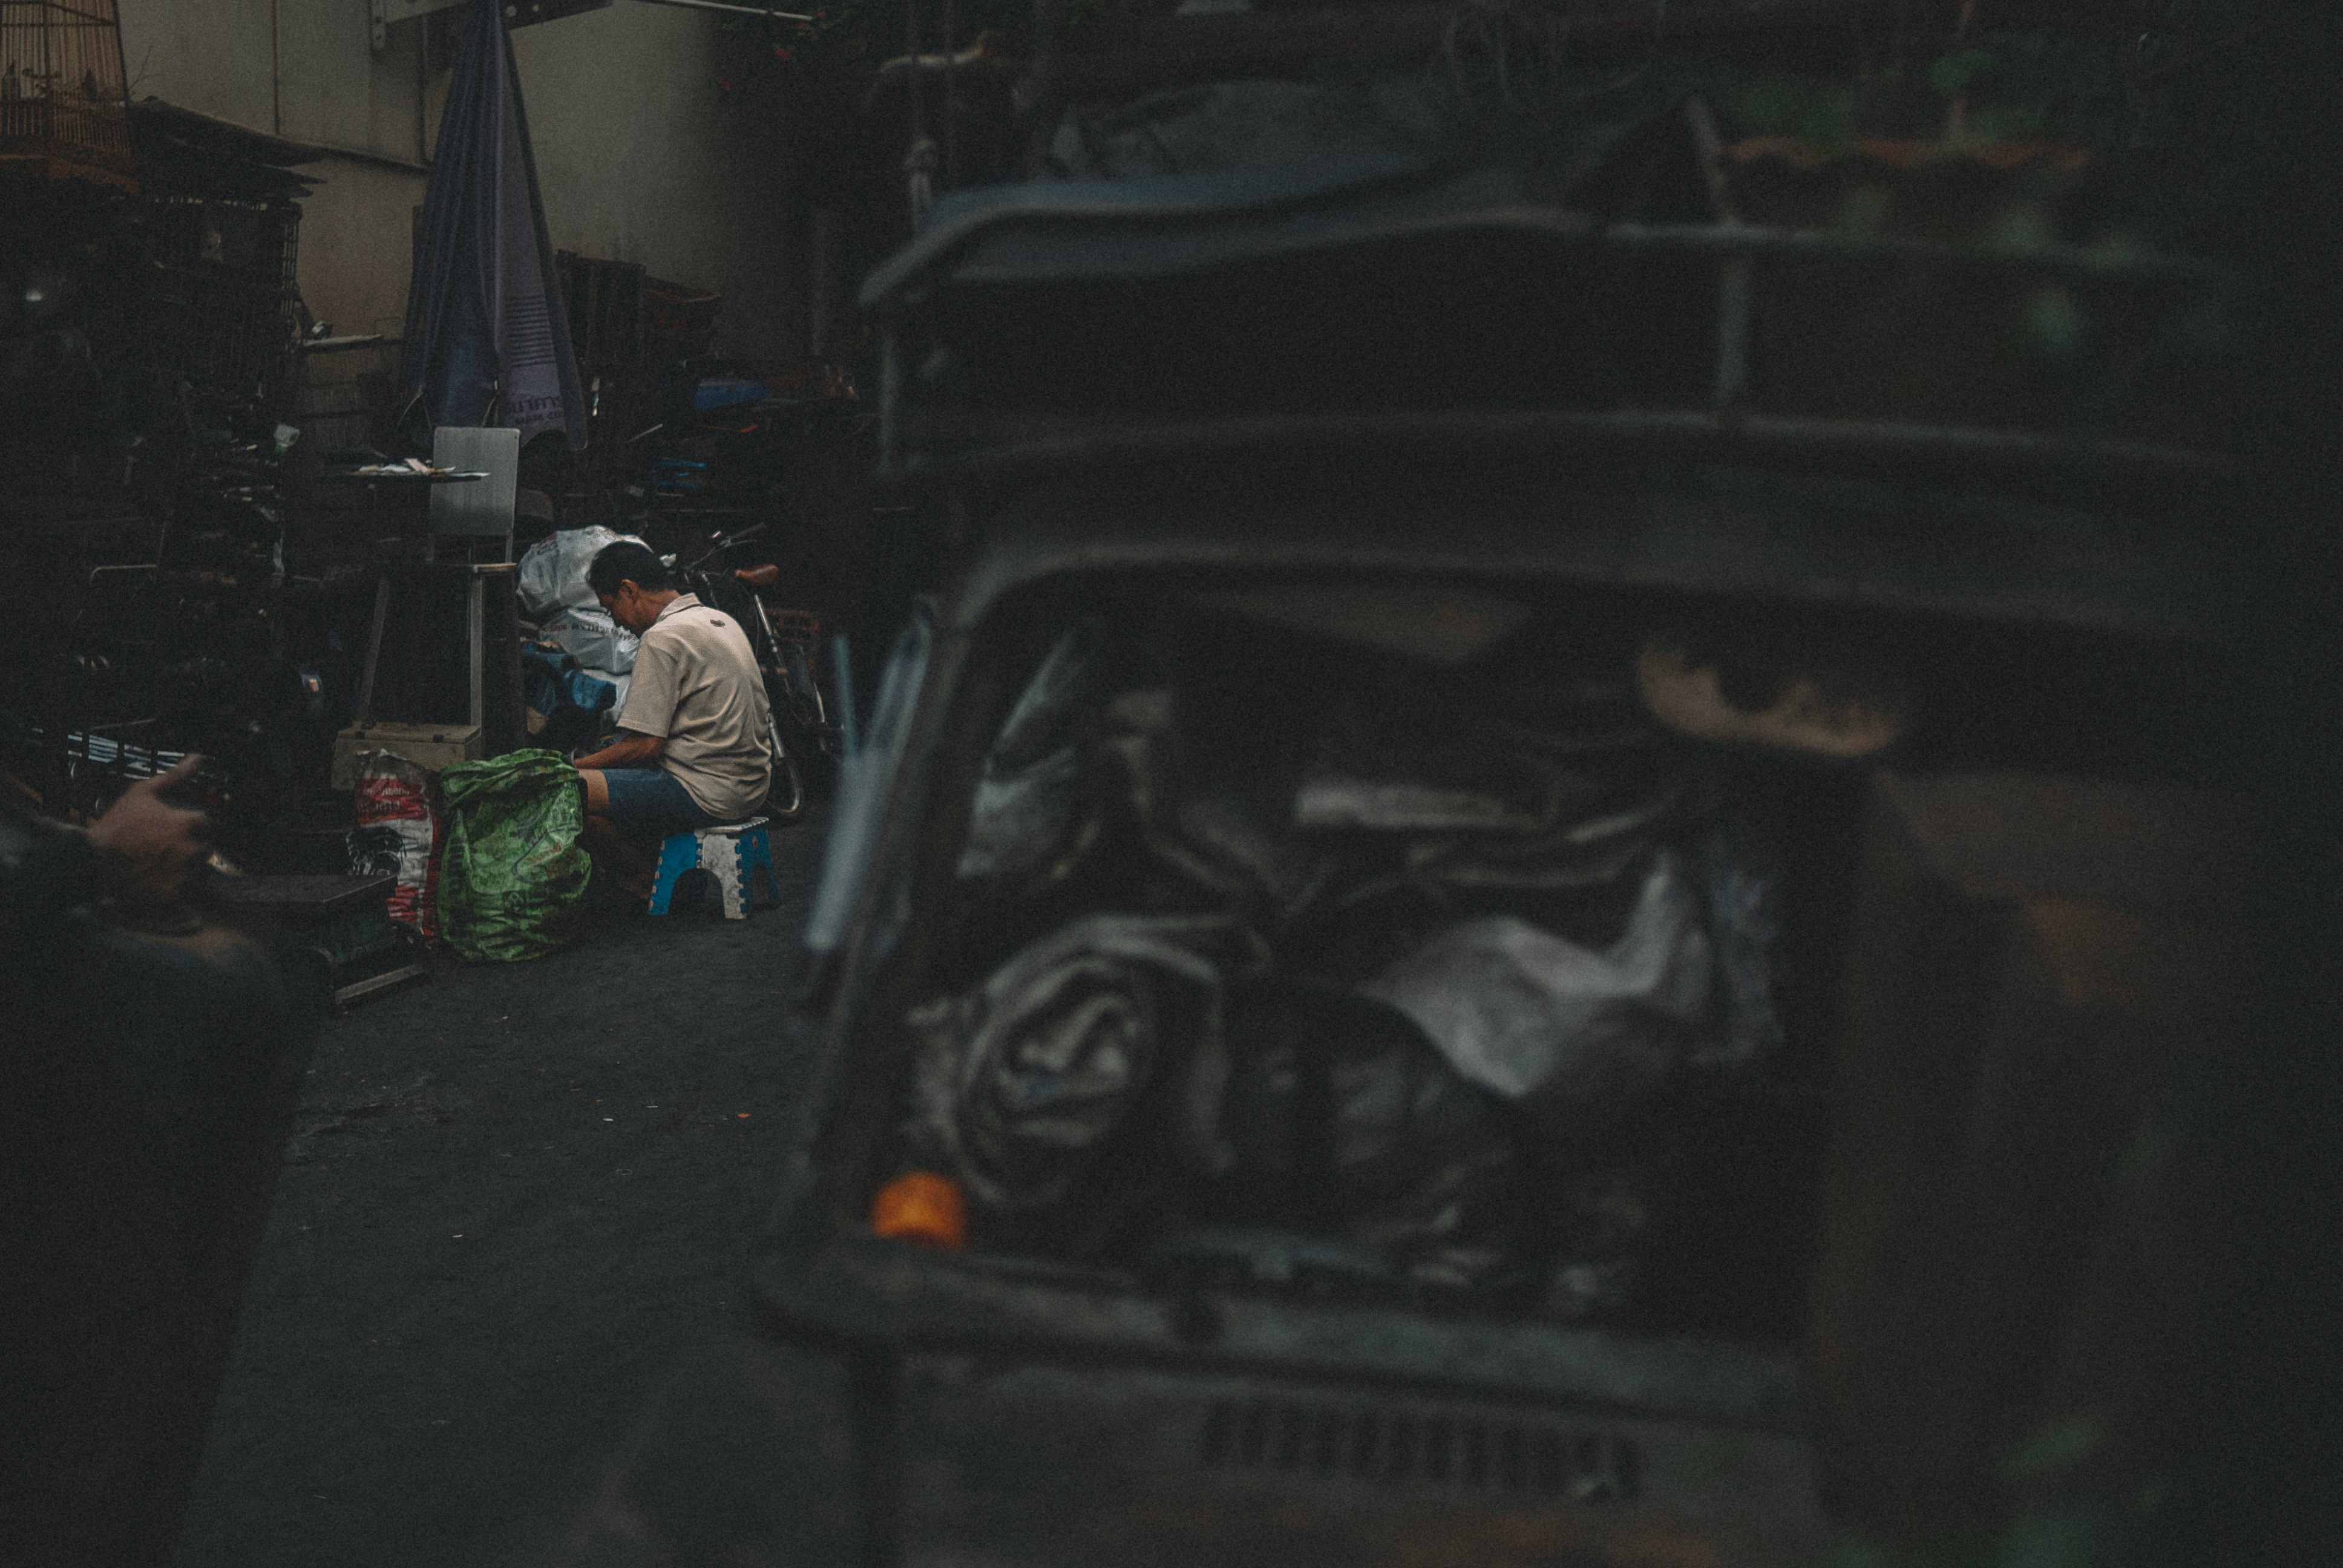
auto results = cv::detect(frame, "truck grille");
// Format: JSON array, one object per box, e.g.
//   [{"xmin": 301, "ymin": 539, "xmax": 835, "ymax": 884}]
[{"xmin": 1196, "ymin": 1399, "xmax": 1642, "ymax": 1503}]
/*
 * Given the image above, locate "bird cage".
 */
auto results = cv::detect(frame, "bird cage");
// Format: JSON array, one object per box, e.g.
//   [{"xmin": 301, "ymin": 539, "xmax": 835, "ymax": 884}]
[{"xmin": 0, "ymin": 0, "xmax": 136, "ymax": 191}]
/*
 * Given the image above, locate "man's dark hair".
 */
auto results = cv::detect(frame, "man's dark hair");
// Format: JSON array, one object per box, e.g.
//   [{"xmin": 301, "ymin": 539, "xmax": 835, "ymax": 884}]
[{"xmin": 586, "ymin": 541, "xmax": 674, "ymax": 598}]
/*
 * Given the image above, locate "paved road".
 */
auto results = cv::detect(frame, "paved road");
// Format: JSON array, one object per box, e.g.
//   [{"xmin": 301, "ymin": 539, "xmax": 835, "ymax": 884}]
[{"xmin": 172, "ymin": 810, "xmax": 856, "ymax": 1568}]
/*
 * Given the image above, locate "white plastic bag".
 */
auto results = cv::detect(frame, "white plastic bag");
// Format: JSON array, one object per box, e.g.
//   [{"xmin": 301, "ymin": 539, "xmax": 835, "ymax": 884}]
[
  {"xmin": 346, "ymin": 749, "xmax": 441, "ymax": 941},
  {"xmin": 517, "ymin": 526, "xmax": 648, "ymax": 618},
  {"xmin": 538, "ymin": 606, "xmax": 639, "ymax": 676},
  {"xmin": 1361, "ymin": 852, "xmax": 1712, "ymax": 1133}
]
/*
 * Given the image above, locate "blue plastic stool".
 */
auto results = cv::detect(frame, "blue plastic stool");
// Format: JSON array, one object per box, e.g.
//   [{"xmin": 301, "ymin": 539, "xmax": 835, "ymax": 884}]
[{"xmin": 647, "ymin": 817, "xmax": 776, "ymax": 919}]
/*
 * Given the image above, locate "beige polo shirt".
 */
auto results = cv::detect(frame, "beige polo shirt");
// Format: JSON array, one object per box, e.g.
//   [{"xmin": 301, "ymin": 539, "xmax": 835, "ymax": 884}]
[{"xmin": 615, "ymin": 593, "xmax": 774, "ymax": 820}]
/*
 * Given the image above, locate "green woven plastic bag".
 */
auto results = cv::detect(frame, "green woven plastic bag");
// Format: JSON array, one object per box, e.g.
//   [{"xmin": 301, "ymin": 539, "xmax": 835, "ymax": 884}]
[{"xmin": 437, "ymin": 750, "xmax": 592, "ymax": 962}]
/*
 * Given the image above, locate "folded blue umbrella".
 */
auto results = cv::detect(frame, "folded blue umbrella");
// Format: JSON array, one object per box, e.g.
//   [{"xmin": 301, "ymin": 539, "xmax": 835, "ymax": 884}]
[{"xmin": 398, "ymin": 0, "xmax": 587, "ymax": 449}]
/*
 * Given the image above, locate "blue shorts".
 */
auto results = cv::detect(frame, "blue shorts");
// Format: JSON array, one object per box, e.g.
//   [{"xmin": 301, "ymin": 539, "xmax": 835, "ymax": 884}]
[{"xmin": 597, "ymin": 767, "xmax": 721, "ymax": 849}]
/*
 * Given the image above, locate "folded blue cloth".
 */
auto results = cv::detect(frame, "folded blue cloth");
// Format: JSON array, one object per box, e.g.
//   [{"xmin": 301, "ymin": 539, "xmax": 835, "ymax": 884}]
[{"xmin": 522, "ymin": 645, "xmax": 617, "ymax": 716}]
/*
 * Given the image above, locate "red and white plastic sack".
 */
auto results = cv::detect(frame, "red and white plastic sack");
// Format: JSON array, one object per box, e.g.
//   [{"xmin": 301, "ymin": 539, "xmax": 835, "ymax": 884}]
[{"xmin": 346, "ymin": 748, "xmax": 443, "ymax": 941}]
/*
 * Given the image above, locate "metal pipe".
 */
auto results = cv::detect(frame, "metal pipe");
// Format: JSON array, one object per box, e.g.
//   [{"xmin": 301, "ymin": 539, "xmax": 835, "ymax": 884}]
[
  {"xmin": 902, "ymin": 0, "xmax": 938, "ymax": 226},
  {"xmin": 356, "ymin": 573, "xmax": 391, "ymax": 723},
  {"xmin": 891, "ymin": 212, "xmax": 2238, "ymax": 290},
  {"xmin": 1601, "ymin": 221, "xmax": 2240, "ymax": 284},
  {"xmin": 417, "ymin": 3, "xmax": 430, "ymax": 165},
  {"xmin": 1684, "ymin": 99, "xmax": 1750, "ymax": 411},
  {"xmin": 940, "ymin": 0, "xmax": 957, "ymax": 189},
  {"xmin": 466, "ymin": 570, "xmax": 485, "ymax": 728},
  {"xmin": 1023, "ymin": 0, "xmax": 1066, "ymax": 175},
  {"xmin": 903, "ymin": 0, "xmax": 923, "ymax": 143},
  {"xmin": 890, "ymin": 407, "xmax": 2236, "ymax": 486},
  {"xmin": 629, "ymin": 0, "xmax": 814, "ymax": 19}
]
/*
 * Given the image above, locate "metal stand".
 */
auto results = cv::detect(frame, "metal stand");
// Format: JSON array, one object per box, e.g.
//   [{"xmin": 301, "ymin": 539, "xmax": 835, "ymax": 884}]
[
  {"xmin": 467, "ymin": 566, "xmax": 486, "ymax": 727},
  {"xmin": 355, "ymin": 572, "xmax": 392, "ymax": 724},
  {"xmin": 423, "ymin": 427, "xmax": 521, "ymax": 743}
]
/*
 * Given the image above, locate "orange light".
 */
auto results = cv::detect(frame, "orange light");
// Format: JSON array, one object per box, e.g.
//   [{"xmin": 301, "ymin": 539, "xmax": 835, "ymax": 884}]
[{"xmin": 870, "ymin": 1171, "xmax": 967, "ymax": 1251}]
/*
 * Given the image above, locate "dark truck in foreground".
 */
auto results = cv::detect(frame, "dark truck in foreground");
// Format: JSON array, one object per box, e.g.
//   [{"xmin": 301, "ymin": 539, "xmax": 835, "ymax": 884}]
[
  {"xmin": 762, "ymin": 477, "xmax": 2244, "ymax": 1568},
  {"xmin": 580, "ymin": 60, "xmax": 2255, "ymax": 1568}
]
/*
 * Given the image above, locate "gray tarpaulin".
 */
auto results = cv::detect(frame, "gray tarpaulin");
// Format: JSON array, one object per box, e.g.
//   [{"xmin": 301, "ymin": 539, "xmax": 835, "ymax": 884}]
[
  {"xmin": 398, "ymin": 0, "xmax": 586, "ymax": 448},
  {"xmin": 902, "ymin": 913, "xmax": 1266, "ymax": 1216},
  {"xmin": 1361, "ymin": 852, "xmax": 1714, "ymax": 1141}
]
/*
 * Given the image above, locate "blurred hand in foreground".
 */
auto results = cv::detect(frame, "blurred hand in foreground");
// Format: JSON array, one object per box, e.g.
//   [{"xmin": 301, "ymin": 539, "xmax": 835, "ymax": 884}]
[{"xmin": 87, "ymin": 754, "xmax": 212, "ymax": 907}]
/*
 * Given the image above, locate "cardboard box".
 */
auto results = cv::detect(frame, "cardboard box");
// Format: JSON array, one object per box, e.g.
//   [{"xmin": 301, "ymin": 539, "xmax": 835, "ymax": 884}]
[{"xmin": 332, "ymin": 723, "xmax": 482, "ymax": 790}]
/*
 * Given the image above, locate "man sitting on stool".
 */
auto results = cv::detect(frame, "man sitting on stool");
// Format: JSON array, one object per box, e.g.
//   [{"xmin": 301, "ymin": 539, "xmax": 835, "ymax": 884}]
[{"xmin": 572, "ymin": 541, "xmax": 775, "ymax": 900}]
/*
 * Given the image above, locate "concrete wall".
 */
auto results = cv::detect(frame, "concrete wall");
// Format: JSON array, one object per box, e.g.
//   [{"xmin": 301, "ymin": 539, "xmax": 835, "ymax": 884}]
[
  {"xmin": 114, "ymin": 0, "xmax": 746, "ymax": 342},
  {"xmin": 292, "ymin": 157, "xmax": 432, "ymax": 339},
  {"xmin": 511, "ymin": 7, "xmax": 740, "ymax": 299}
]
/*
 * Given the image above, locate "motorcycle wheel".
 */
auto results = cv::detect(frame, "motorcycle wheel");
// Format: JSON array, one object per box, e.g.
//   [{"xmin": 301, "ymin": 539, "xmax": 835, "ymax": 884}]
[
  {"xmin": 787, "ymin": 721, "xmax": 839, "ymax": 799},
  {"xmin": 764, "ymin": 750, "xmax": 806, "ymax": 823}
]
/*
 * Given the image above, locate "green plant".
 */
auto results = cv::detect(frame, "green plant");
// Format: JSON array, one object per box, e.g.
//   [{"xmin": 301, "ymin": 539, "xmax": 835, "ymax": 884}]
[
  {"xmin": 1732, "ymin": 74, "xmax": 1858, "ymax": 150},
  {"xmin": 1927, "ymin": 46, "xmax": 2000, "ymax": 102},
  {"xmin": 1730, "ymin": 51, "xmax": 2059, "ymax": 154}
]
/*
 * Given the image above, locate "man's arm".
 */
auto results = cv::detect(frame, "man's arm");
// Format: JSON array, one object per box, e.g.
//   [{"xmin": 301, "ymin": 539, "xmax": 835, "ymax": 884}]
[
  {"xmin": 582, "ymin": 634, "xmax": 679, "ymax": 777},
  {"xmin": 4, "ymin": 755, "xmax": 212, "ymax": 979},
  {"xmin": 573, "ymin": 730, "xmax": 666, "ymax": 773},
  {"xmin": 87, "ymin": 754, "xmax": 212, "ymax": 905}
]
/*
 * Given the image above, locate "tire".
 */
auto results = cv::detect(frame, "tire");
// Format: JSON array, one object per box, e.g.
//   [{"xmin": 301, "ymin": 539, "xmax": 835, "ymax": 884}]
[
  {"xmin": 787, "ymin": 717, "xmax": 840, "ymax": 799},
  {"xmin": 764, "ymin": 744, "xmax": 805, "ymax": 823},
  {"xmin": 773, "ymin": 645, "xmax": 841, "ymax": 799},
  {"xmin": 784, "ymin": 641, "xmax": 828, "ymax": 731}
]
